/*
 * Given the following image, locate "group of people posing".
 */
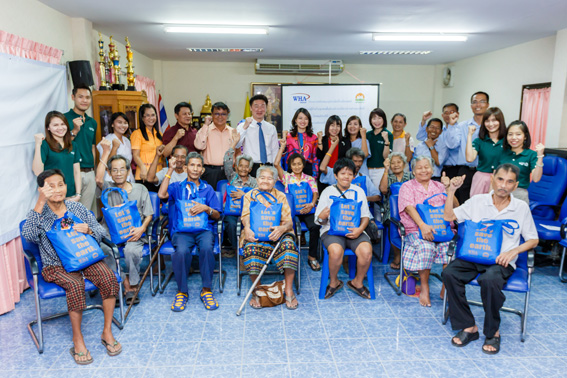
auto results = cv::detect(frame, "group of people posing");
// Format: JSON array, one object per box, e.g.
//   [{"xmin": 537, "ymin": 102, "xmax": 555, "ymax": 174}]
[{"xmin": 25, "ymin": 87, "xmax": 542, "ymax": 362}]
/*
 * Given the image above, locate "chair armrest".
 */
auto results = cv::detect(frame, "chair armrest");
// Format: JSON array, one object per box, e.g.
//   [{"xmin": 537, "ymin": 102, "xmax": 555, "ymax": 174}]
[
  {"xmin": 527, "ymin": 249, "xmax": 535, "ymax": 270},
  {"xmin": 157, "ymin": 215, "xmax": 169, "ymax": 238},
  {"xmin": 294, "ymin": 216, "xmax": 301, "ymax": 237},
  {"xmin": 101, "ymin": 237, "xmax": 120, "ymax": 259},
  {"xmin": 447, "ymin": 221, "xmax": 460, "ymax": 258},
  {"xmin": 389, "ymin": 218, "xmax": 406, "ymax": 237},
  {"xmin": 561, "ymin": 219, "xmax": 567, "ymax": 239},
  {"xmin": 529, "ymin": 201, "xmax": 558, "ymax": 212},
  {"xmin": 217, "ymin": 219, "xmax": 223, "ymax": 235},
  {"xmin": 21, "ymin": 248, "xmax": 39, "ymax": 275},
  {"xmin": 236, "ymin": 218, "xmax": 242, "ymax": 237}
]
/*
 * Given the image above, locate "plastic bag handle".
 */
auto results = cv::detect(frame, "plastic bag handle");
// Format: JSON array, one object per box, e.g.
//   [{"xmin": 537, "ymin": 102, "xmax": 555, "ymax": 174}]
[
  {"xmin": 422, "ymin": 192, "xmax": 447, "ymax": 205},
  {"xmin": 252, "ymin": 190, "xmax": 277, "ymax": 205},
  {"xmin": 101, "ymin": 187, "xmax": 129, "ymax": 208}
]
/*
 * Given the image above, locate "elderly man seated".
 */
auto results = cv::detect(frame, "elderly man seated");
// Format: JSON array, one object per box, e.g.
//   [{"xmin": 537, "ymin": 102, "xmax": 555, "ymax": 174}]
[
  {"xmin": 315, "ymin": 158, "xmax": 373, "ymax": 299},
  {"xmin": 158, "ymin": 151, "xmax": 222, "ymax": 311},
  {"xmin": 22, "ymin": 170, "xmax": 121, "ymax": 364},
  {"xmin": 96, "ymin": 139, "xmax": 154, "ymax": 305},
  {"xmin": 443, "ymin": 163, "xmax": 538, "ymax": 355},
  {"xmin": 147, "ymin": 144, "xmax": 189, "ymax": 185},
  {"xmin": 240, "ymin": 165, "xmax": 299, "ymax": 309}
]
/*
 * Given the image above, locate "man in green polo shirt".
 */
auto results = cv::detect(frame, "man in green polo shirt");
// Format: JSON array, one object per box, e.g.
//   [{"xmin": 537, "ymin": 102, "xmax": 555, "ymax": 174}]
[{"xmin": 64, "ymin": 84, "xmax": 98, "ymax": 213}]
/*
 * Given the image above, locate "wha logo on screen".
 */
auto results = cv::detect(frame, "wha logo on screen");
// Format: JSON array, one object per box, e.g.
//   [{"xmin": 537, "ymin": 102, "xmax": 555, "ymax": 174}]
[
  {"xmin": 292, "ymin": 93, "xmax": 310, "ymax": 103},
  {"xmin": 355, "ymin": 93, "xmax": 365, "ymax": 103}
]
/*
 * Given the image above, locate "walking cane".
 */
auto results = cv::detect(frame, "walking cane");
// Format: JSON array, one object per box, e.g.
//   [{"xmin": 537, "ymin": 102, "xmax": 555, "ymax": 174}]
[
  {"xmin": 123, "ymin": 232, "xmax": 167, "ymax": 321},
  {"xmin": 236, "ymin": 232, "xmax": 295, "ymax": 316}
]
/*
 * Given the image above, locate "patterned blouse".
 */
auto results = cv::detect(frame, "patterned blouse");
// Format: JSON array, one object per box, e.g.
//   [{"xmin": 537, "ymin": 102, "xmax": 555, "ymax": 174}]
[
  {"xmin": 285, "ymin": 133, "xmax": 319, "ymax": 177},
  {"xmin": 398, "ymin": 178, "xmax": 447, "ymax": 234},
  {"xmin": 223, "ymin": 147, "xmax": 257, "ymax": 188},
  {"xmin": 21, "ymin": 201, "xmax": 106, "ymax": 268},
  {"xmin": 280, "ymin": 172, "xmax": 318, "ymax": 194}
]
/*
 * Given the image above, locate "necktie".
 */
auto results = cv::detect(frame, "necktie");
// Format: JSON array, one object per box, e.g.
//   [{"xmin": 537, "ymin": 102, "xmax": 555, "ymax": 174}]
[{"xmin": 258, "ymin": 122, "xmax": 267, "ymax": 164}]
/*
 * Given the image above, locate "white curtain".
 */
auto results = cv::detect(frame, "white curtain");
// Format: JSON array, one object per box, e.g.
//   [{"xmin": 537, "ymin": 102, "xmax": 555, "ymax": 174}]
[{"xmin": 0, "ymin": 53, "xmax": 67, "ymax": 244}]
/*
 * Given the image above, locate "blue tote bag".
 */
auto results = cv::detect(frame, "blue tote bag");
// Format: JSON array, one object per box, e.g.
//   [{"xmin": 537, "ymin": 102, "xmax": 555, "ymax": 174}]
[
  {"xmin": 328, "ymin": 187, "xmax": 361, "ymax": 237},
  {"xmin": 416, "ymin": 193, "xmax": 453, "ymax": 242},
  {"xmin": 250, "ymin": 191, "xmax": 283, "ymax": 241},
  {"xmin": 101, "ymin": 187, "xmax": 143, "ymax": 244},
  {"xmin": 224, "ymin": 185, "xmax": 253, "ymax": 216},
  {"xmin": 175, "ymin": 181, "xmax": 209, "ymax": 233},
  {"xmin": 457, "ymin": 219, "xmax": 520, "ymax": 264},
  {"xmin": 287, "ymin": 181, "xmax": 315, "ymax": 214},
  {"xmin": 351, "ymin": 176, "xmax": 368, "ymax": 196},
  {"xmin": 46, "ymin": 212, "xmax": 105, "ymax": 272}
]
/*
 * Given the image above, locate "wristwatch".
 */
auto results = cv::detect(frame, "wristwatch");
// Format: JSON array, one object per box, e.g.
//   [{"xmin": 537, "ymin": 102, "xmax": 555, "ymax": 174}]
[
  {"xmin": 209, "ymin": 207, "xmax": 214, "ymax": 216},
  {"xmin": 316, "ymin": 217, "xmax": 327, "ymax": 224},
  {"xmin": 428, "ymin": 145, "xmax": 435, "ymax": 151}
]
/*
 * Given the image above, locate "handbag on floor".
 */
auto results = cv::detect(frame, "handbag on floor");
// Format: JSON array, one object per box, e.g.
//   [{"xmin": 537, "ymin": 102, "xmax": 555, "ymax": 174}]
[
  {"xmin": 416, "ymin": 193, "xmax": 453, "ymax": 242},
  {"xmin": 175, "ymin": 181, "xmax": 209, "ymax": 233},
  {"xmin": 395, "ymin": 269, "xmax": 419, "ymax": 295},
  {"xmin": 46, "ymin": 212, "xmax": 105, "ymax": 272},
  {"xmin": 457, "ymin": 219, "xmax": 520, "ymax": 264},
  {"xmin": 101, "ymin": 187, "xmax": 143, "ymax": 244},
  {"xmin": 254, "ymin": 281, "xmax": 286, "ymax": 307},
  {"xmin": 328, "ymin": 186, "xmax": 361, "ymax": 237},
  {"xmin": 250, "ymin": 190, "xmax": 283, "ymax": 241}
]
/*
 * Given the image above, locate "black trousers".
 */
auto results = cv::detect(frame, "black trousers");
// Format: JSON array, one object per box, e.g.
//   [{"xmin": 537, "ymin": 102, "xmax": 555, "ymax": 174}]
[
  {"xmin": 202, "ymin": 165, "xmax": 227, "ymax": 191},
  {"xmin": 297, "ymin": 213, "xmax": 320, "ymax": 259},
  {"xmin": 442, "ymin": 165, "xmax": 476, "ymax": 204},
  {"xmin": 442, "ymin": 258, "xmax": 515, "ymax": 338},
  {"xmin": 136, "ymin": 179, "xmax": 160, "ymax": 193}
]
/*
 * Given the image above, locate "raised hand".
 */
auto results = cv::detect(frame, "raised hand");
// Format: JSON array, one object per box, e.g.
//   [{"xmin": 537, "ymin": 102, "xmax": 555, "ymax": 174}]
[
  {"xmin": 38, "ymin": 185, "xmax": 54, "ymax": 203},
  {"xmin": 168, "ymin": 156, "xmax": 177, "ymax": 171},
  {"xmin": 422, "ymin": 110, "xmax": 433, "ymax": 125},
  {"xmin": 381, "ymin": 130, "xmax": 389, "ymax": 141},
  {"xmin": 243, "ymin": 117, "xmax": 254, "ymax": 129},
  {"xmin": 383, "ymin": 158, "xmax": 390, "ymax": 170},
  {"xmin": 231, "ymin": 128, "xmax": 240, "ymax": 146},
  {"xmin": 72, "ymin": 116, "xmax": 84, "ymax": 132},
  {"xmin": 34, "ymin": 133, "xmax": 45, "ymax": 145},
  {"xmin": 449, "ymin": 174, "xmax": 466, "ymax": 192},
  {"xmin": 174, "ymin": 128, "xmax": 185, "ymax": 140},
  {"xmin": 448, "ymin": 112, "xmax": 459, "ymax": 126},
  {"xmin": 535, "ymin": 143, "xmax": 545, "ymax": 156},
  {"xmin": 100, "ymin": 138, "xmax": 112, "ymax": 153},
  {"xmin": 156, "ymin": 145, "xmax": 166, "ymax": 156},
  {"xmin": 405, "ymin": 131, "xmax": 411, "ymax": 143},
  {"xmin": 317, "ymin": 131, "xmax": 323, "ymax": 140},
  {"xmin": 441, "ymin": 172, "xmax": 450, "ymax": 188},
  {"xmin": 111, "ymin": 138, "xmax": 121, "ymax": 149},
  {"xmin": 468, "ymin": 125, "xmax": 476, "ymax": 136},
  {"xmin": 360, "ymin": 127, "xmax": 368, "ymax": 137}
]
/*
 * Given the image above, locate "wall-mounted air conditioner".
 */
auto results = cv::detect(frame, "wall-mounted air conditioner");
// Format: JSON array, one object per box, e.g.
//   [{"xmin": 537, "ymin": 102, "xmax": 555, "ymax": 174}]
[{"xmin": 255, "ymin": 59, "xmax": 344, "ymax": 75}]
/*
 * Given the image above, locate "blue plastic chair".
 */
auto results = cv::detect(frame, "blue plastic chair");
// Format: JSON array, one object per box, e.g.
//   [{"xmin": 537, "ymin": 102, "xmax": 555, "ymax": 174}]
[
  {"xmin": 528, "ymin": 156, "xmax": 567, "ymax": 220},
  {"xmin": 557, "ymin": 223, "xmax": 567, "ymax": 283},
  {"xmin": 442, "ymin": 233, "xmax": 534, "ymax": 342},
  {"xmin": 154, "ymin": 191, "xmax": 226, "ymax": 294},
  {"xmin": 318, "ymin": 245, "xmax": 376, "ymax": 299},
  {"xmin": 19, "ymin": 220, "xmax": 125, "ymax": 353}
]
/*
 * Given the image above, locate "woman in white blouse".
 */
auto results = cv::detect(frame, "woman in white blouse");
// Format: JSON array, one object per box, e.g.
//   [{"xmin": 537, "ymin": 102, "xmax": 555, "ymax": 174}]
[{"xmin": 96, "ymin": 112, "xmax": 135, "ymax": 182}]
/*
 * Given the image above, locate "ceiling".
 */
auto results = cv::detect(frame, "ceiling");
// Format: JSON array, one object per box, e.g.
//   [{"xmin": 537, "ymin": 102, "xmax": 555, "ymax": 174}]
[{"xmin": 41, "ymin": 0, "xmax": 567, "ymax": 65}]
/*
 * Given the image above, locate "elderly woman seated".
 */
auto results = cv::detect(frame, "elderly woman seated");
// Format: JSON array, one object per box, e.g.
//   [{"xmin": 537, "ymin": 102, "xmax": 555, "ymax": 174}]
[
  {"xmin": 21, "ymin": 170, "xmax": 121, "ymax": 365},
  {"xmin": 240, "ymin": 165, "xmax": 299, "ymax": 309},
  {"xmin": 398, "ymin": 156, "xmax": 457, "ymax": 307},
  {"xmin": 222, "ymin": 133, "xmax": 257, "ymax": 257},
  {"xmin": 379, "ymin": 152, "xmax": 413, "ymax": 269}
]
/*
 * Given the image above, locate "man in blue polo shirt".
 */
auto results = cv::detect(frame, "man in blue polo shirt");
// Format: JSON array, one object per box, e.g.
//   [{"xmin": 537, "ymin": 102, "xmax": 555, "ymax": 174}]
[{"xmin": 158, "ymin": 152, "xmax": 222, "ymax": 311}]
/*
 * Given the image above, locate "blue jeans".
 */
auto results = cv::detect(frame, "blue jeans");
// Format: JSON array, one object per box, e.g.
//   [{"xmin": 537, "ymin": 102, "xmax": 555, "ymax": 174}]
[
  {"xmin": 223, "ymin": 215, "xmax": 238, "ymax": 248},
  {"xmin": 171, "ymin": 231, "xmax": 215, "ymax": 293}
]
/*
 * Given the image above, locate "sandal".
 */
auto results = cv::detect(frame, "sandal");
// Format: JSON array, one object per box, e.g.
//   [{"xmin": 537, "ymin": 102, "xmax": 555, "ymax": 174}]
[
  {"xmin": 451, "ymin": 330, "xmax": 480, "ymax": 348},
  {"xmin": 249, "ymin": 293, "xmax": 262, "ymax": 309},
  {"xmin": 482, "ymin": 335, "xmax": 501, "ymax": 355},
  {"xmin": 347, "ymin": 280, "xmax": 371, "ymax": 299},
  {"xmin": 171, "ymin": 292, "xmax": 188, "ymax": 312},
  {"xmin": 324, "ymin": 280, "xmax": 344, "ymax": 299},
  {"xmin": 101, "ymin": 338, "xmax": 122, "ymax": 356},
  {"xmin": 390, "ymin": 262, "xmax": 400, "ymax": 270},
  {"xmin": 125, "ymin": 291, "xmax": 140, "ymax": 306},
  {"xmin": 69, "ymin": 347, "xmax": 93, "ymax": 365},
  {"xmin": 285, "ymin": 294, "xmax": 299, "ymax": 310},
  {"xmin": 200, "ymin": 291, "xmax": 219, "ymax": 311},
  {"xmin": 308, "ymin": 259, "xmax": 321, "ymax": 271}
]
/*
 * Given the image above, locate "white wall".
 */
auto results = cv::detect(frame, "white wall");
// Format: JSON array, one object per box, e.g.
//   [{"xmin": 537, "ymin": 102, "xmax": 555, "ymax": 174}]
[
  {"xmin": 156, "ymin": 61, "xmax": 436, "ymax": 135},
  {"xmin": 440, "ymin": 36, "xmax": 556, "ymax": 124}
]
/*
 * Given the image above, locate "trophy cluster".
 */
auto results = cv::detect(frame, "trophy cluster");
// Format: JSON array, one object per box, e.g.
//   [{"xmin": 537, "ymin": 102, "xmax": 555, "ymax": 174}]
[{"xmin": 98, "ymin": 33, "xmax": 136, "ymax": 91}]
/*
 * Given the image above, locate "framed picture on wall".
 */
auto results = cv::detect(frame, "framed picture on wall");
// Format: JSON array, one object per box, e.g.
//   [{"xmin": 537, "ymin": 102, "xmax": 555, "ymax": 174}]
[{"xmin": 251, "ymin": 83, "xmax": 287, "ymax": 133}]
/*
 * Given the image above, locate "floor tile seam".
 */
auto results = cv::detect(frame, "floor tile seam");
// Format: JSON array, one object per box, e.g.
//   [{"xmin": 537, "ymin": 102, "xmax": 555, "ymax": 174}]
[{"xmin": 279, "ymin": 303, "xmax": 292, "ymax": 378}]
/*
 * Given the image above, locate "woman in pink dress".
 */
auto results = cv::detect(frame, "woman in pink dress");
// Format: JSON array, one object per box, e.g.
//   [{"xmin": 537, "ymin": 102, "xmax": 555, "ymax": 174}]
[{"xmin": 285, "ymin": 108, "xmax": 319, "ymax": 177}]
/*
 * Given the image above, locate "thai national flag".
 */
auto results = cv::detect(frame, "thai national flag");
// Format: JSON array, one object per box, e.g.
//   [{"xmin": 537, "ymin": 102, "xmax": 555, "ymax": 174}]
[{"xmin": 158, "ymin": 94, "xmax": 169, "ymax": 133}]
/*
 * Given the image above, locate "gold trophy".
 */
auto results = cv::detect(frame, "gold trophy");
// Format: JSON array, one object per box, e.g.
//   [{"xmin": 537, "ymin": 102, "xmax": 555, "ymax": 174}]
[
  {"xmin": 108, "ymin": 36, "xmax": 124, "ymax": 90},
  {"xmin": 125, "ymin": 37, "xmax": 136, "ymax": 91},
  {"xmin": 98, "ymin": 33, "xmax": 109, "ymax": 90},
  {"xmin": 200, "ymin": 94, "xmax": 213, "ymax": 126}
]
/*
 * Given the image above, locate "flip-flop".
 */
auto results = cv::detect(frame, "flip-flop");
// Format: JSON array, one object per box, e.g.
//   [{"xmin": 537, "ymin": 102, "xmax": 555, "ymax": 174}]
[
  {"xmin": 69, "ymin": 347, "xmax": 93, "ymax": 365},
  {"xmin": 482, "ymin": 335, "xmax": 501, "ymax": 355},
  {"xmin": 249, "ymin": 293, "xmax": 262, "ymax": 309},
  {"xmin": 346, "ymin": 280, "xmax": 371, "ymax": 299},
  {"xmin": 324, "ymin": 280, "xmax": 344, "ymax": 299},
  {"xmin": 125, "ymin": 291, "xmax": 140, "ymax": 305},
  {"xmin": 451, "ymin": 330, "xmax": 480, "ymax": 347},
  {"xmin": 285, "ymin": 294, "xmax": 299, "ymax": 310},
  {"xmin": 101, "ymin": 339, "xmax": 122, "ymax": 356},
  {"xmin": 308, "ymin": 259, "xmax": 321, "ymax": 271},
  {"xmin": 390, "ymin": 262, "xmax": 400, "ymax": 270}
]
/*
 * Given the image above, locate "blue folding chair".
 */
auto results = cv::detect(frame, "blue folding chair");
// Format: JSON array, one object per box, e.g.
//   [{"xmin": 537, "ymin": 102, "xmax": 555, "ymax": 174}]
[
  {"xmin": 154, "ymin": 191, "xmax": 226, "ymax": 294},
  {"xmin": 558, "ymin": 223, "xmax": 567, "ymax": 283},
  {"xmin": 442, "ymin": 232, "xmax": 534, "ymax": 342},
  {"xmin": 528, "ymin": 156, "xmax": 567, "ymax": 220},
  {"xmin": 19, "ymin": 220, "xmax": 125, "ymax": 353}
]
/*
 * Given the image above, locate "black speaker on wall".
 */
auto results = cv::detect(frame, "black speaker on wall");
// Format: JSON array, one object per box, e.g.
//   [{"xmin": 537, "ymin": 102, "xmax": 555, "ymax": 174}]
[{"xmin": 68, "ymin": 60, "xmax": 94, "ymax": 88}]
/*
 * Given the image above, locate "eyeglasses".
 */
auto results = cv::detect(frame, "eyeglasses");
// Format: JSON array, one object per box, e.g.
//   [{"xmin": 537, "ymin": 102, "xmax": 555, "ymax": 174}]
[
  {"xmin": 213, "ymin": 113, "xmax": 228, "ymax": 117},
  {"xmin": 471, "ymin": 100, "xmax": 487, "ymax": 105},
  {"xmin": 111, "ymin": 168, "xmax": 128, "ymax": 173}
]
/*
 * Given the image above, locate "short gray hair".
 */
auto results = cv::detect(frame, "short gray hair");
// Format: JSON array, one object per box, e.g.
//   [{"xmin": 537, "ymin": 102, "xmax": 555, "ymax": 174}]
[
  {"xmin": 236, "ymin": 154, "xmax": 253, "ymax": 167},
  {"xmin": 257, "ymin": 165, "xmax": 278, "ymax": 180},
  {"xmin": 388, "ymin": 151, "xmax": 407, "ymax": 164},
  {"xmin": 108, "ymin": 154, "xmax": 131, "ymax": 170},
  {"xmin": 186, "ymin": 151, "xmax": 204, "ymax": 165},
  {"xmin": 346, "ymin": 147, "xmax": 365, "ymax": 160},
  {"xmin": 411, "ymin": 155, "xmax": 434, "ymax": 171}
]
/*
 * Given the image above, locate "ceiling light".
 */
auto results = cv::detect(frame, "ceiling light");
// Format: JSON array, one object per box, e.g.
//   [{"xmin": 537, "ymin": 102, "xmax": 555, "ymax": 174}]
[
  {"xmin": 372, "ymin": 33, "xmax": 467, "ymax": 42},
  {"xmin": 165, "ymin": 25, "xmax": 269, "ymax": 35},
  {"xmin": 186, "ymin": 48, "xmax": 263, "ymax": 52},
  {"xmin": 360, "ymin": 50, "xmax": 431, "ymax": 55}
]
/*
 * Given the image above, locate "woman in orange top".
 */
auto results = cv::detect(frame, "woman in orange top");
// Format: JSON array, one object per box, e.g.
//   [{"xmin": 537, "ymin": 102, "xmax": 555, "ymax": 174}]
[{"xmin": 131, "ymin": 104, "xmax": 163, "ymax": 192}]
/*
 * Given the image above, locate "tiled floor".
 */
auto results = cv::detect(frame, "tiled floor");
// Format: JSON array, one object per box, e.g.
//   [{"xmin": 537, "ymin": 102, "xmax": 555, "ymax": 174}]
[{"xmin": 1, "ymin": 250, "xmax": 566, "ymax": 377}]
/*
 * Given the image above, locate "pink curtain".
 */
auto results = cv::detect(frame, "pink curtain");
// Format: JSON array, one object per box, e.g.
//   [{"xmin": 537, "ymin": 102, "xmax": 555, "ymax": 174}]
[
  {"xmin": 135, "ymin": 75, "xmax": 158, "ymax": 108},
  {"xmin": 521, "ymin": 87, "xmax": 551, "ymax": 149},
  {"xmin": 0, "ymin": 237, "xmax": 29, "ymax": 315},
  {"xmin": 0, "ymin": 30, "xmax": 63, "ymax": 64}
]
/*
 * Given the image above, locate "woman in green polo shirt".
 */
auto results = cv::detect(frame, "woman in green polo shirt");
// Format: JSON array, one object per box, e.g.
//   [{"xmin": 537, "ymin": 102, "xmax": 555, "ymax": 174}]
[
  {"xmin": 465, "ymin": 107, "xmax": 507, "ymax": 196},
  {"xmin": 498, "ymin": 120, "xmax": 545, "ymax": 204},
  {"xmin": 32, "ymin": 111, "xmax": 81, "ymax": 199},
  {"xmin": 366, "ymin": 108, "xmax": 393, "ymax": 189}
]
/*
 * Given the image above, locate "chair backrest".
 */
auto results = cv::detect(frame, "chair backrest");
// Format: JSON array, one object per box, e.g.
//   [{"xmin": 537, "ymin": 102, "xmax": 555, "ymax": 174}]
[
  {"xmin": 390, "ymin": 181, "xmax": 403, "ymax": 196},
  {"xmin": 275, "ymin": 180, "xmax": 285, "ymax": 193},
  {"xmin": 148, "ymin": 191, "xmax": 161, "ymax": 220},
  {"xmin": 216, "ymin": 179, "xmax": 228, "ymax": 202},
  {"xmin": 528, "ymin": 156, "xmax": 567, "ymax": 219},
  {"xmin": 215, "ymin": 191, "xmax": 223, "ymax": 214},
  {"xmin": 19, "ymin": 220, "xmax": 43, "ymax": 284},
  {"xmin": 388, "ymin": 192, "xmax": 402, "ymax": 247},
  {"xmin": 285, "ymin": 193, "xmax": 296, "ymax": 218}
]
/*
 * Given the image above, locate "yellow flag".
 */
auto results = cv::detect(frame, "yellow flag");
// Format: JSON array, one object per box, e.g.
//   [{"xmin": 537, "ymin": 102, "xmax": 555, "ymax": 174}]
[{"xmin": 243, "ymin": 94, "xmax": 251, "ymax": 118}]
